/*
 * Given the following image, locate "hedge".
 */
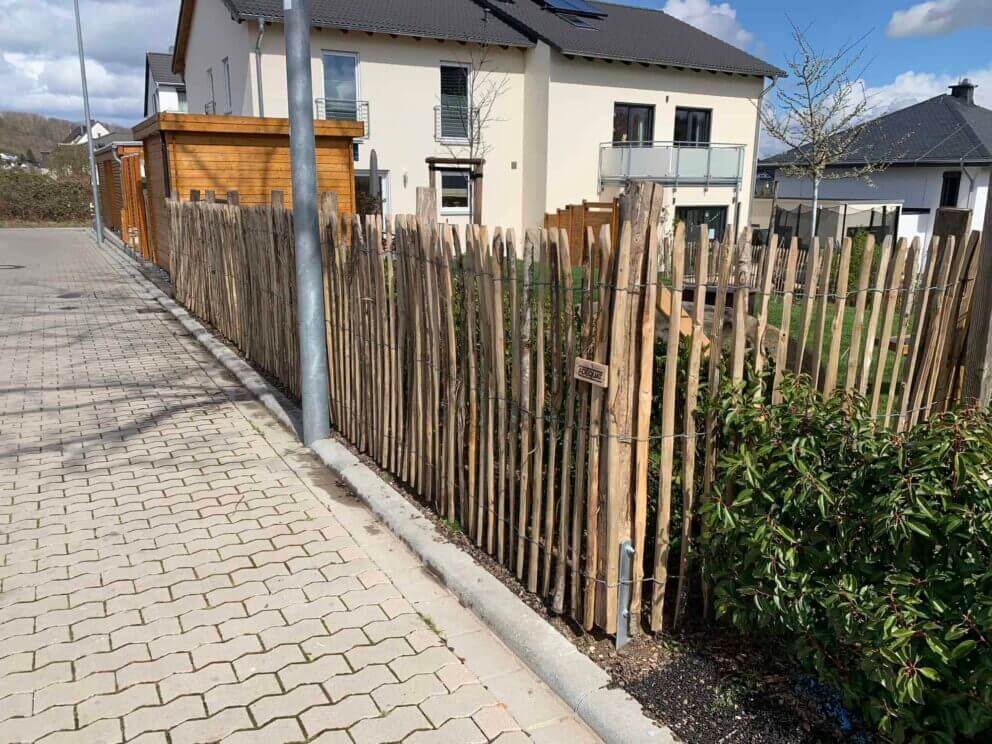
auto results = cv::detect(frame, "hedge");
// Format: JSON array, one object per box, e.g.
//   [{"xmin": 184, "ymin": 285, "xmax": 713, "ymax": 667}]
[
  {"xmin": 704, "ymin": 377, "xmax": 992, "ymax": 742},
  {"xmin": 0, "ymin": 169, "xmax": 91, "ymax": 223}
]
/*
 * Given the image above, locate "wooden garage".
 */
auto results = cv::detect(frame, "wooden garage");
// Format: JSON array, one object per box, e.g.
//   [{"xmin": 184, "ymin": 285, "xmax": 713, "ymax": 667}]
[
  {"xmin": 95, "ymin": 139, "xmax": 151, "ymax": 259},
  {"xmin": 133, "ymin": 113, "xmax": 362, "ymax": 272}
]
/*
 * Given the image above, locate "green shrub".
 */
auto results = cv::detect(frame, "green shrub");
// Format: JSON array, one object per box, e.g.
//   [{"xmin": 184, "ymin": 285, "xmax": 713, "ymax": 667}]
[
  {"xmin": 703, "ymin": 377, "xmax": 992, "ymax": 742},
  {"xmin": 0, "ymin": 169, "xmax": 91, "ymax": 223}
]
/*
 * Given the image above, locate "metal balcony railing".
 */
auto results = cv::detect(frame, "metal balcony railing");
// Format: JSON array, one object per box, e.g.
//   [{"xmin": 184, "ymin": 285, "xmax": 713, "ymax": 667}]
[
  {"xmin": 434, "ymin": 104, "xmax": 479, "ymax": 144},
  {"xmin": 314, "ymin": 99, "xmax": 370, "ymax": 139},
  {"xmin": 599, "ymin": 141, "xmax": 745, "ymax": 187},
  {"xmin": 204, "ymin": 101, "xmax": 216, "ymax": 115}
]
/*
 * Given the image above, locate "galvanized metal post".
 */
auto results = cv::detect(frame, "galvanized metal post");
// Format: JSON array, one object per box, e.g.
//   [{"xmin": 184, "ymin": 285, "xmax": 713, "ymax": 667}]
[
  {"xmin": 72, "ymin": 0, "xmax": 103, "ymax": 245},
  {"xmin": 285, "ymin": 0, "xmax": 330, "ymax": 445},
  {"xmin": 616, "ymin": 540, "xmax": 635, "ymax": 650}
]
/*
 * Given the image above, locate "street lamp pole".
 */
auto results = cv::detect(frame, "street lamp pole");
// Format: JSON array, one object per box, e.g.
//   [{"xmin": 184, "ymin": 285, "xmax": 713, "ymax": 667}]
[
  {"xmin": 72, "ymin": 0, "xmax": 104, "ymax": 244},
  {"xmin": 284, "ymin": 0, "xmax": 331, "ymax": 444}
]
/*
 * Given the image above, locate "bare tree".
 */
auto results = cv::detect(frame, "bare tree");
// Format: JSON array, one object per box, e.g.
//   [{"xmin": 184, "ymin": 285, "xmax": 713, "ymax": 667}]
[
  {"xmin": 761, "ymin": 22, "xmax": 897, "ymax": 243},
  {"xmin": 440, "ymin": 43, "xmax": 511, "ymax": 163}
]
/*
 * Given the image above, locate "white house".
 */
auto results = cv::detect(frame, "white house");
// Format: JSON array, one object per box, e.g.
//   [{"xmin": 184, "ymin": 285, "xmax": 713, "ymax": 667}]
[
  {"xmin": 761, "ymin": 80, "xmax": 992, "ymax": 249},
  {"xmin": 144, "ymin": 52, "xmax": 188, "ymax": 117},
  {"xmin": 61, "ymin": 120, "xmax": 111, "ymax": 146},
  {"xmin": 167, "ymin": 0, "xmax": 782, "ymax": 236}
]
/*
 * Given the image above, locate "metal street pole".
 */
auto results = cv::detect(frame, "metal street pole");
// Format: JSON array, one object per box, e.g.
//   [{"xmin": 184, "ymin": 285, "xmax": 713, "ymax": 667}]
[
  {"xmin": 72, "ymin": 0, "xmax": 103, "ymax": 244},
  {"xmin": 284, "ymin": 0, "xmax": 330, "ymax": 444}
]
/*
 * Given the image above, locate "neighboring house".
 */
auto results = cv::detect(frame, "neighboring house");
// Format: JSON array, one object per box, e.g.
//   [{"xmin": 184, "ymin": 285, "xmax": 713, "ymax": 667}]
[
  {"xmin": 760, "ymin": 80, "xmax": 992, "ymax": 249},
  {"xmin": 167, "ymin": 0, "xmax": 782, "ymax": 234},
  {"xmin": 145, "ymin": 51, "xmax": 188, "ymax": 117},
  {"xmin": 61, "ymin": 120, "xmax": 112, "ymax": 145}
]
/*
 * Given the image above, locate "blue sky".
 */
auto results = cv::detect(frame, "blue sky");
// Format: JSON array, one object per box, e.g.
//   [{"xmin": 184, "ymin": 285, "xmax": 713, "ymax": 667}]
[{"xmin": 1, "ymin": 0, "xmax": 990, "ymax": 127}]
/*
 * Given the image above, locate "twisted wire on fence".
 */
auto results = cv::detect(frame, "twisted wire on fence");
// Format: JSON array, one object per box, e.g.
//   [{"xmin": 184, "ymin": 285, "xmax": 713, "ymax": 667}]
[{"xmin": 167, "ymin": 196, "xmax": 981, "ymax": 636}]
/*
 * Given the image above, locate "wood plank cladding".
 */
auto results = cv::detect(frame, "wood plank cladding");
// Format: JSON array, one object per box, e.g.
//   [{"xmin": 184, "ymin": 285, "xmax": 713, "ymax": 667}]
[
  {"xmin": 94, "ymin": 144, "xmax": 141, "ymax": 234},
  {"xmin": 135, "ymin": 113, "xmax": 361, "ymax": 273}
]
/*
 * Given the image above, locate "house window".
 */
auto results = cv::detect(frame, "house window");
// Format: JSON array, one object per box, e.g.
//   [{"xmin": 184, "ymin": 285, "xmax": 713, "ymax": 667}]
[
  {"xmin": 321, "ymin": 51, "xmax": 358, "ymax": 120},
  {"xmin": 440, "ymin": 65, "xmax": 470, "ymax": 140},
  {"xmin": 206, "ymin": 68, "xmax": 215, "ymax": 112},
  {"xmin": 222, "ymin": 58, "xmax": 232, "ymax": 113},
  {"xmin": 439, "ymin": 169, "xmax": 471, "ymax": 214},
  {"xmin": 178, "ymin": 89, "xmax": 188, "ymax": 113},
  {"xmin": 940, "ymin": 171, "xmax": 961, "ymax": 208},
  {"xmin": 674, "ymin": 107, "xmax": 712, "ymax": 146},
  {"xmin": 613, "ymin": 103, "xmax": 654, "ymax": 144},
  {"xmin": 676, "ymin": 205, "xmax": 727, "ymax": 242}
]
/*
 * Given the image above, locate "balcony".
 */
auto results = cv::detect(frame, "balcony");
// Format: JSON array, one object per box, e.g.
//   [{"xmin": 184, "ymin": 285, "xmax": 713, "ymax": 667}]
[
  {"xmin": 434, "ymin": 105, "xmax": 480, "ymax": 144},
  {"xmin": 599, "ymin": 141, "xmax": 745, "ymax": 187},
  {"xmin": 315, "ymin": 99, "xmax": 370, "ymax": 139}
]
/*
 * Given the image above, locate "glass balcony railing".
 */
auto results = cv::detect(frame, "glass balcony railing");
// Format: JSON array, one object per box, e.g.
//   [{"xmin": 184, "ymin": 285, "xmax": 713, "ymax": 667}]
[
  {"xmin": 314, "ymin": 99, "xmax": 370, "ymax": 139},
  {"xmin": 599, "ymin": 141, "xmax": 745, "ymax": 186}
]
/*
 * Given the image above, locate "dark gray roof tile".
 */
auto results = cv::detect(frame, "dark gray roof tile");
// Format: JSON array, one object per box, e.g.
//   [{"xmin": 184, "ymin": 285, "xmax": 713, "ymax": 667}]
[
  {"xmin": 762, "ymin": 94, "xmax": 992, "ymax": 167},
  {"xmin": 147, "ymin": 52, "xmax": 185, "ymax": 87},
  {"xmin": 227, "ymin": 0, "xmax": 533, "ymax": 47},
  {"xmin": 224, "ymin": 0, "xmax": 782, "ymax": 77}
]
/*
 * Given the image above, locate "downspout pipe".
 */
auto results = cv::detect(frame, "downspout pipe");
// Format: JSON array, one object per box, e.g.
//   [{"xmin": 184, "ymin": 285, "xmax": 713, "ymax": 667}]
[
  {"xmin": 746, "ymin": 76, "xmax": 777, "ymax": 231},
  {"xmin": 254, "ymin": 19, "xmax": 266, "ymax": 117}
]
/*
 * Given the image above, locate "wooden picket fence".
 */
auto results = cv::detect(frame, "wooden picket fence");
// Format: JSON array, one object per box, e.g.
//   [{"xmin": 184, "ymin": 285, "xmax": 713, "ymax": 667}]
[{"xmin": 166, "ymin": 184, "xmax": 983, "ymax": 637}]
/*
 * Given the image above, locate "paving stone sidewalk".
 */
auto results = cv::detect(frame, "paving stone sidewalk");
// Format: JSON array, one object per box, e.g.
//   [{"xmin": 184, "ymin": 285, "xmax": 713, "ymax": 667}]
[{"xmin": 0, "ymin": 229, "xmax": 600, "ymax": 744}]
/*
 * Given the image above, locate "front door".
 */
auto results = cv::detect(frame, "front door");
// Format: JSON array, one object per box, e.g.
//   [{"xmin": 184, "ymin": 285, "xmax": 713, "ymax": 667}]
[{"xmin": 676, "ymin": 206, "xmax": 728, "ymax": 243}]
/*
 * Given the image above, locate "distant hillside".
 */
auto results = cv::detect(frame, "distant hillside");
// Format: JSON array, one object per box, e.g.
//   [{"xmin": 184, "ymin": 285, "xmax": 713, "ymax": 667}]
[{"xmin": 0, "ymin": 112, "xmax": 78, "ymax": 160}]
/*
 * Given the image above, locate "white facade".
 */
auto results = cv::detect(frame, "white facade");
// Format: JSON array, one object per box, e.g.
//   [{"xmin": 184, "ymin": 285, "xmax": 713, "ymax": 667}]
[
  {"xmin": 65, "ymin": 122, "xmax": 110, "ymax": 145},
  {"xmin": 179, "ymin": 2, "xmax": 766, "ymax": 235},
  {"xmin": 771, "ymin": 166, "xmax": 992, "ymax": 247},
  {"xmin": 145, "ymin": 77, "xmax": 187, "ymax": 116}
]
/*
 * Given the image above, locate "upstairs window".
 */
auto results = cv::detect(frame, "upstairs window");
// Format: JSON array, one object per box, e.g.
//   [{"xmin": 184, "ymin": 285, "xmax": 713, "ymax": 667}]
[
  {"xmin": 675, "ymin": 107, "xmax": 711, "ymax": 146},
  {"xmin": 322, "ymin": 51, "xmax": 359, "ymax": 120},
  {"xmin": 206, "ymin": 67, "xmax": 215, "ymax": 109},
  {"xmin": 222, "ymin": 57, "xmax": 232, "ymax": 114},
  {"xmin": 613, "ymin": 103, "xmax": 654, "ymax": 144},
  {"xmin": 940, "ymin": 171, "xmax": 961, "ymax": 208},
  {"xmin": 440, "ymin": 65, "xmax": 470, "ymax": 140}
]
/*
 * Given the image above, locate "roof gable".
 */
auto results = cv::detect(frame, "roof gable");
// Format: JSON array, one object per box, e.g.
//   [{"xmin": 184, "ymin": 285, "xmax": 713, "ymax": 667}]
[
  {"xmin": 147, "ymin": 52, "xmax": 185, "ymax": 87},
  {"xmin": 172, "ymin": 0, "xmax": 781, "ymax": 79},
  {"xmin": 480, "ymin": 0, "xmax": 783, "ymax": 77},
  {"xmin": 763, "ymin": 94, "xmax": 992, "ymax": 167}
]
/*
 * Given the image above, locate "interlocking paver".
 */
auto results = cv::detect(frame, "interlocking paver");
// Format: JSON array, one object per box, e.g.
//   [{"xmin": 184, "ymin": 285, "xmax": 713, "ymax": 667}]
[{"xmin": 0, "ymin": 230, "xmax": 599, "ymax": 743}]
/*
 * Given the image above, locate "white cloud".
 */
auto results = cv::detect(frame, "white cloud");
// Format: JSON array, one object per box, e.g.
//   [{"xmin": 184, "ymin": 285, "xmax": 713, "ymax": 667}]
[
  {"xmin": 0, "ymin": 0, "xmax": 180, "ymax": 125},
  {"xmin": 863, "ymin": 67, "xmax": 992, "ymax": 113},
  {"xmin": 886, "ymin": 0, "xmax": 992, "ymax": 38},
  {"xmin": 662, "ymin": 0, "xmax": 755, "ymax": 50}
]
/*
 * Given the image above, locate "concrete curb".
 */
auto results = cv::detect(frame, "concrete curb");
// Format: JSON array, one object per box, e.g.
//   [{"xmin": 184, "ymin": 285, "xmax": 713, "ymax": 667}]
[{"xmin": 96, "ymin": 230, "xmax": 674, "ymax": 744}]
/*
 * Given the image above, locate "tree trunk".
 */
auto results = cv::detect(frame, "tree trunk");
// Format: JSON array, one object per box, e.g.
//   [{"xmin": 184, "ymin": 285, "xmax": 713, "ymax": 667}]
[{"xmin": 810, "ymin": 177, "xmax": 820, "ymax": 248}]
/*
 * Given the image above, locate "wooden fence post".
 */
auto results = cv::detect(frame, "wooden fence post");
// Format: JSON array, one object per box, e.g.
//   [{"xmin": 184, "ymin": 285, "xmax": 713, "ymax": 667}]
[
  {"xmin": 963, "ymin": 198, "xmax": 992, "ymax": 406},
  {"xmin": 416, "ymin": 187, "xmax": 437, "ymax": 224}
]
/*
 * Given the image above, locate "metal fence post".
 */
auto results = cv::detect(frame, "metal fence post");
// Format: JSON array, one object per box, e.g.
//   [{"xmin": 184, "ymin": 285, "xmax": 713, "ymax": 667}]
[
  {"xmin": 616, "ymin": 540, "xmax": 635, "ymax": 650},
  {"xmin": 285, "ymin": 0, "xmax": 331, "ymax": 445}
]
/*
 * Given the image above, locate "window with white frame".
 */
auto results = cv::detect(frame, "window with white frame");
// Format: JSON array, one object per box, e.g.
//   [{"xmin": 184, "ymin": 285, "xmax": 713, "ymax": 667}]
[
  {"xmin": 222, "ymin": 58, "xmax": 232, "ymax": 114},
  {"xmin": 439, "ymin": 64, "xmax": 470, "ymax": 140},
  {"xmin": 439, "ymin": 169, "xmax": 471, "ymax": 215}
]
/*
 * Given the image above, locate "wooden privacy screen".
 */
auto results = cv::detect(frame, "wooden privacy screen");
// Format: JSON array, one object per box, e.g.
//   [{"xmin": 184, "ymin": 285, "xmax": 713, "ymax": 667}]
[
  {"xmin": 167, "ymin": 187, "xmax": 983, "ymax": 636},
  {"xmin": 136, "ymin": 113, "xmax": 362, "ymax": 273},
  {"xmin": 545, "ymin": 200, "xmax": 618, "ymax": 267}
]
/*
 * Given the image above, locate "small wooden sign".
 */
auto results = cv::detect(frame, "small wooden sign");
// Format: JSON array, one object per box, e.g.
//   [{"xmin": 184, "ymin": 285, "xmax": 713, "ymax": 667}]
[{"xmin": 574, "ymin": 357, "xmax": 609, "ymax": 388}]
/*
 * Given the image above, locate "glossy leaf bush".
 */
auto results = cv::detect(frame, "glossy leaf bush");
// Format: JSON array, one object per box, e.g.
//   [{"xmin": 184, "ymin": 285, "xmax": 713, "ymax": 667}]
[{"xmin": 703, "ymin": 377, "xmax": 992, "ymax": 742}]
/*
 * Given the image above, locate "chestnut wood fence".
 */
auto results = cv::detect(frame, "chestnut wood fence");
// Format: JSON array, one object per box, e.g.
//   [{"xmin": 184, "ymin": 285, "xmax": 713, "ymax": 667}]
[{"xmin": 167, "ymin": 184, "xmax": 984, "ymax": 636}]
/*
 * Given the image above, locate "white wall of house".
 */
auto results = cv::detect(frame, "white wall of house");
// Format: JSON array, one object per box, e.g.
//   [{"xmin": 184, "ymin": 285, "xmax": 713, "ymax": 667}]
[
  {"xmin": 180, "ymin": 11, "xmax": 767, "ymax": 237},
  {"xmin": 184, "ymin": 0, "xmax": 255, "ymax": 115},
  {"xmin": 545, "ymin": 55, "xmax": 763, "ymax": 235},
  {"xmin": 146, "ymin": 77, "xmax": 187, "ymax": 116},
  {"xmin": 773, "ymin": 165, "xmax": 992, "ymax": 247}
]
